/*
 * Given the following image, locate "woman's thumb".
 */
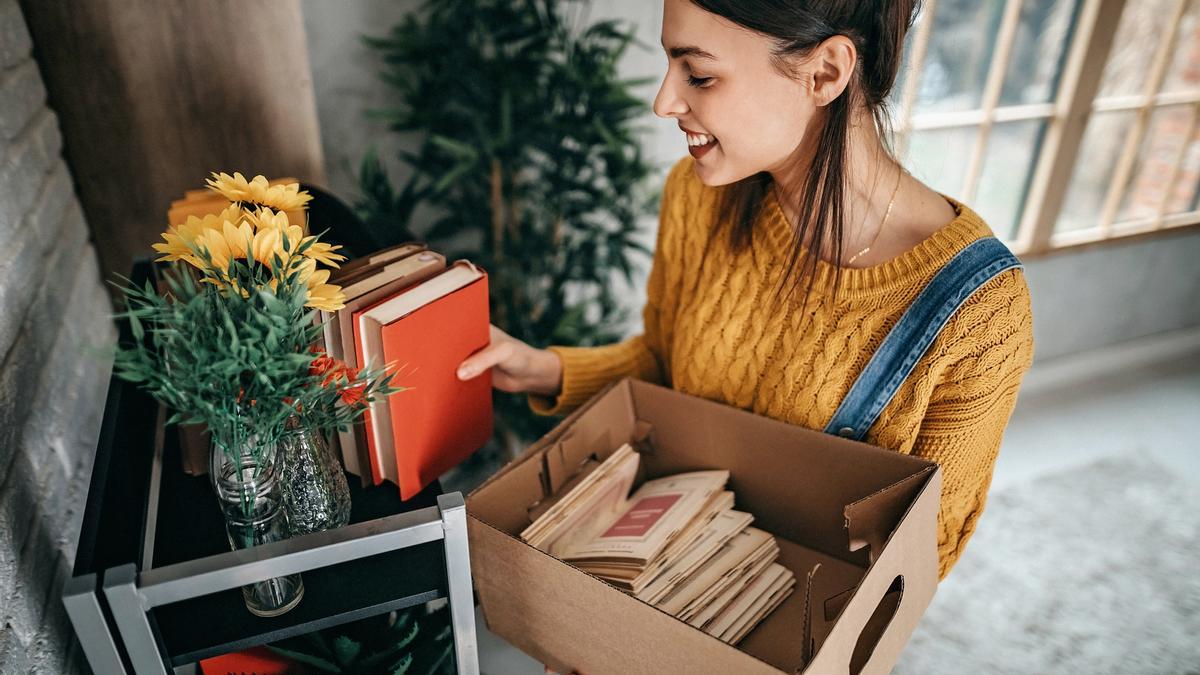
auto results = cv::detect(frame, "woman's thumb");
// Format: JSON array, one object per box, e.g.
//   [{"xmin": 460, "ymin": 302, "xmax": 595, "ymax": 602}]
[{"xmin": 457, "ymin": 341, "xmax": 506, "ymax": 380}]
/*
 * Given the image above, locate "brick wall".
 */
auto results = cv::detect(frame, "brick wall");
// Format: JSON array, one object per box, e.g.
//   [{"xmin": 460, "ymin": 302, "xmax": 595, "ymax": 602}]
[{"xmin": 0, "ymin": 0, "xmax": 117, "ymax": 671}]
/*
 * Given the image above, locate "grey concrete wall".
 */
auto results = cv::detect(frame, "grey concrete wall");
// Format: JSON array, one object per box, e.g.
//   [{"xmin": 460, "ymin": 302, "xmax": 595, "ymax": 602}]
[
  {"xmin": 0, "ymin": 0, "xmax": 117, "ymax": 671},
  {"xmin": 302, "ymin": 0, "xmax": 1200, "ymax": 362}
]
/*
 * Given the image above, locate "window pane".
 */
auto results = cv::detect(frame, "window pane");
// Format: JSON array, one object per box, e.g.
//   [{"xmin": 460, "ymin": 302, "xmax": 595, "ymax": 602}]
[
  {"xmin": 1116, "ymin": 106, "xmax": 1195, "ymax": 222},
  {"xmin": 1057, "ymin": 111, "xmax": 1137, "ymax": 232},
  {"xmin": 1161, "ymin": 1, "xmax": 1200, "ymax": 95},
  {"xmin": 974, "ymin": 120, "xmax": 1047, "ymax": 239},
  {"xmin": 1165, "ymin": 108, "xmax": 1200, "ymax": 215},
  {"xmin": 999, "ymin": 0, "xmax": 1081, "ymax": 106},
  {"xmin": 904, "ymin": 126, "xmax": 976, "ymax": 198},
  {"xmin": 913, "ymin": 2, "xmax": 1005, "ymax": 114},
  {"xmin": 1096, "ymin": 0, "xmax": 1176, "ymax": 99}
]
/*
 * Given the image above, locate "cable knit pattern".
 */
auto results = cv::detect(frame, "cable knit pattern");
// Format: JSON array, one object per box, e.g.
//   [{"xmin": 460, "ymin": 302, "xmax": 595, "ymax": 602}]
[{"xmin": 529, "ymin": 156, "xmax": 1035, "ymax": 579}]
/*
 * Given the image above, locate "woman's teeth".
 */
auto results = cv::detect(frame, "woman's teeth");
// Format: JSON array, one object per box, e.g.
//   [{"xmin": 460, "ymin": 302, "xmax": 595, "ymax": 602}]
[{"xmin": 687, "ymin": 133, "xmax": 715, "ymax": 146}]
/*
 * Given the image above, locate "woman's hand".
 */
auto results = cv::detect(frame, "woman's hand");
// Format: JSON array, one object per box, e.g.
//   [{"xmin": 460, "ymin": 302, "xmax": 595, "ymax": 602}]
[{"xmin": 457, "ymin": 324, "xmax": 563, "ymax": 397}]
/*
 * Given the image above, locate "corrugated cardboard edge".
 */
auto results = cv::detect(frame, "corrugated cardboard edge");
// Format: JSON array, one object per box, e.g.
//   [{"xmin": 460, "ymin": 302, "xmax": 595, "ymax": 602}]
[
  {"xmin": 805, "ymin": 466, "xmax": 941, "ymax": 674},
  {"xmin": 467, "ymin": 514, "xmax": 785, "ymax": 675}
]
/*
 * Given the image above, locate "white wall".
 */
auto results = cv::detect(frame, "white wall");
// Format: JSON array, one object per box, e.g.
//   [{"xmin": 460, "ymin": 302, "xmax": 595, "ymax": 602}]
[{"xmin": 301, "ymin": 0, "xmax": 1200, "ymax": 362}]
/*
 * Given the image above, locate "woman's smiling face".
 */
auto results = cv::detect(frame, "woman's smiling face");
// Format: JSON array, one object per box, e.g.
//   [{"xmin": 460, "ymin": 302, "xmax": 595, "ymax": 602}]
[{"xmin": 653, "ymin": 0, "xmax": 819, "ymax": 187}]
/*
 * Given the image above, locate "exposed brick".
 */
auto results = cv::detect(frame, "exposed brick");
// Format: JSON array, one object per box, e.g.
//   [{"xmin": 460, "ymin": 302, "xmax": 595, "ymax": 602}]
[
  {"xmin": 22, "ymin": 248, "xmax": 113, "ymax": 488},
  {"xmin": 0, "ymin": 213, "xmax": 88, "ymax": 483},
  {"xmin": 0, "ymin": 205, "xmax": 43, "ymax": 357},
  {"xmin": 29, "ymin": 108, "xmax": 63, "ymax": 167},
  {"xmin": 0, "ymin": 116, "xmax": 50, "ymax": 231},
  {"xmin": 0, "ymin": 59, "xmax": 46, "ymax": 140},
  {"xmin": 27, "ymin": 164, "xmax": 74, "ymax": 257},
  {"xmin": 0, "ymin": 0, "xmax": 32, "ymax": 71}
]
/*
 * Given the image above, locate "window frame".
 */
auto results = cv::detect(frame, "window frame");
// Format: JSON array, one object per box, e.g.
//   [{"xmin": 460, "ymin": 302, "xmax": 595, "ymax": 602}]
[{"xmin": 893, "ymin": 0, "xmax": 1200, "ymax": 258}]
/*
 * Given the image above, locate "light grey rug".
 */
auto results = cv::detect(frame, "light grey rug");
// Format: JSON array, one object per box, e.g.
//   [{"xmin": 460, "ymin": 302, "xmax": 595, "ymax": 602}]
[{"xmin": 893, "ymin": 457, "xmax": 1200, "ymax": 674}]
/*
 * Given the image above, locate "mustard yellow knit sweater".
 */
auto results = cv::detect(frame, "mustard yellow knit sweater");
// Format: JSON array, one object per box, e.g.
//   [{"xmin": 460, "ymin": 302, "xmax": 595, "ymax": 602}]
[{"xmin": 529, "ymin": 156, "xmax": 1035, "ymax": 579}]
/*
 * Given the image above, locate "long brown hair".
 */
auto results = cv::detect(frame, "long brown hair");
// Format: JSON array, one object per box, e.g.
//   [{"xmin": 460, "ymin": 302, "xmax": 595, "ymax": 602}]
[{"xmin": 690, "ymin": 0, "xmax": 920, "ymax": 307}]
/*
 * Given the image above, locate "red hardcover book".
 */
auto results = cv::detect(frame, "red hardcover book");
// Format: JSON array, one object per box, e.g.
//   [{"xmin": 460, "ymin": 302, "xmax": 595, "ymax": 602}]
[
  {"xmin": 198, "ymin": 647, "xmax": 295, "ymax": 674},
  {"xmin": 355, "ymin": 261, "xmax": 492, "ymax": 497}
]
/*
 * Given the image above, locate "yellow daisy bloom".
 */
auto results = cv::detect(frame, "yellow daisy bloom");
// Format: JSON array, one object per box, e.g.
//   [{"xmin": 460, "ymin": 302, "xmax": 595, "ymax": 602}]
[
  {"xmin": 206, "ymin": 172, "xmax": 313, "ymax": 212},
  {"xmin": 302, "ymin": 240, "xmax": 345, "ymax": 268},
  {"xmin": 152, "ymin": 205, "xmax": 244, "ymax": 264},
  {"xmin": 303, "ymin": 269, "xmax": 346, "ymax": 311}
]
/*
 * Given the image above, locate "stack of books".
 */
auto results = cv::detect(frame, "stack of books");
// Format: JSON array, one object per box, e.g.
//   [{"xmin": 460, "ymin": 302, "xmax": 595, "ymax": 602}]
[
  {"xmin": 320, "ymin": 243, "xmax": 493, "ymax": 500},
  {"xmin": 521, "ymin": 444, "xmax": 795, "ymax": 644}
]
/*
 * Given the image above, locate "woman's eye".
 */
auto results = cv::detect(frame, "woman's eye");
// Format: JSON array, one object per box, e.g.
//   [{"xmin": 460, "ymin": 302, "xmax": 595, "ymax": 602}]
[{"xmin": 686, "ymin": 75, "xmax": 713, "ymax": 89}]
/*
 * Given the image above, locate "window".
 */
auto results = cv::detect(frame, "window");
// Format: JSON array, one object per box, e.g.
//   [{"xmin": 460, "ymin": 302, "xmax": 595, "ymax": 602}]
[{"xmin": 890, "ymin": 0, "xmax": 1200, "ymax": 256}]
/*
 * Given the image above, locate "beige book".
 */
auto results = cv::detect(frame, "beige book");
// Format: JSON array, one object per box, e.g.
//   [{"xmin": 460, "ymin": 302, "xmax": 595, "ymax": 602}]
[
  {"xmin": 320, "ymin": 247, "xmax": 444, "ymax": 479},
  {"xmin": 585, "ymin": 490, "xmax": 735, "ymax": 593},
  {"xmin": 636, "ymin": 509, "xmax": 753, "ymax": 605},
  {"xmin": 723, "ymin": 574, "xmax": 796, "ymax": 644},
  {"xmin": 521, "ymin": 445, "xmax": 636, "ymax": 545},
  {"xmin": 558, "ymin": 470, "xmax": 730, "ymax": 566},
  {"xmin": 681, "ymin": 540, "xmax": 778, "ymax": 625},
  {"xmin": 657, "ymin": 527, "xmax": 773, "ymax": 617},
  {"xmin": 331, "ymin": 242, "xmax": 427, "ymax": 283},
  {"xmin": 358, "ymin": 262, "xmax": 483, "ymax": 485},
  {"xmin": 706, "ymin": 563, "xmax": 793, "ymax": 639},
  {"xmin": 521, "ymin": 445, "xmax": 640, "ymax": 553}
]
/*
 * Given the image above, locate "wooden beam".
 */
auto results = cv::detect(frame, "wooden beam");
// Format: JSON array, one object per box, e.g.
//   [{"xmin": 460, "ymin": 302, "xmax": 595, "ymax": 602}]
[
  {"xmin": 18, "ymin": 0, "xmax": 326, "ymax": 284},
  {"xmin": 1015, "ymin": 0, "xmax": 1127, "ymax": 256}
]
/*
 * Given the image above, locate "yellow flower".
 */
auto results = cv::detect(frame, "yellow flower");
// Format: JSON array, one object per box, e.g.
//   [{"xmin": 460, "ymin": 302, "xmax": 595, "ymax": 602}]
[
  {"xmin": 303, "ymin": 268, "xmax": 346, "ymax": 311},
  {"xmin": 206, "ymin": 172, "xmax": 313, "ymax": 212},
  {"xmin": 251, "ymin": 227, "xmax": 282, "ymax": 267},
  {"xmin": 302, "ymin": 240, "xmax": 345, "ymax": 268},
  {"xmin": 152, "ymin": 205, "xmax": 244, "ymax": 267}
]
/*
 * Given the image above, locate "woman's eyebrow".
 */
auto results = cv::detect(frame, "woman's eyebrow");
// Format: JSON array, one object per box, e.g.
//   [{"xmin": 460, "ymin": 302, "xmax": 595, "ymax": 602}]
[{"xmin": 663, "ymin": 43, "xmax": 718, "ymax": 61}]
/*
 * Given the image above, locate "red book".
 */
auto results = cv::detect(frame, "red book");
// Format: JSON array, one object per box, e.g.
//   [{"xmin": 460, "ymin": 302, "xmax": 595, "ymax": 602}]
[
  {"xmin": 355, "ymin": 261, "xmax": 492, "ymax": 498},
  {"xmin": 199, "ymin": 647, "xmax": 294, "ymax": 674}
]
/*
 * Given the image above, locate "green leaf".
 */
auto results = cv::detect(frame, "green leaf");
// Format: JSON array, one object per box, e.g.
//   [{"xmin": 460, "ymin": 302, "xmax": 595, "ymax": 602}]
[{"xmin": 332, "ymin": 634, "xmax": 363, "ymax": 666}]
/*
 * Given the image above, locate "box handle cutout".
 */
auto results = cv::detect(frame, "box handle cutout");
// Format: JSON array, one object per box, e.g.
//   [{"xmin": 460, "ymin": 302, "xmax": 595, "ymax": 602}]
[{"xmin": 848, "ymin": 575, "xmax": 904, "ymax": 674}]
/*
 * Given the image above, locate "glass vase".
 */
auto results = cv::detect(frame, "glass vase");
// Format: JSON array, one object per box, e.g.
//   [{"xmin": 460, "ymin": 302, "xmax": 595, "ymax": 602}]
[
  {"xmin": 279, "ymin": 419, "xmax": 352, "ymax": 535},
  {"xmin": 210, "ymin": 438, "xmax": 305, "ymax": 617}
]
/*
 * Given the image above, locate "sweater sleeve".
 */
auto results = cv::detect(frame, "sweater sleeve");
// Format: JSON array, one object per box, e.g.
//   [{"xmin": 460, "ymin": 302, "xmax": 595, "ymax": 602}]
[
  {"xmin": 911, "ymin": 268, "xmax": 1035, "ymax": 579},
  {"xmin": 528, "ymin": 157, "xmax": 693, "ymax": 416}
]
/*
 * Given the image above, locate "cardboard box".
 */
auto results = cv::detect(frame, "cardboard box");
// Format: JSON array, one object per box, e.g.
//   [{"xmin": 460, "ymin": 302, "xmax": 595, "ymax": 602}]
[{"xmin": 467, "ymin": 378, "xmax": 941, "ymax": 674}]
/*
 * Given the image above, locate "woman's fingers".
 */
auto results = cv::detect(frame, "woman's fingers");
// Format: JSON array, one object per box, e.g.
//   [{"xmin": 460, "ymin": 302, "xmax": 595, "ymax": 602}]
[{"xmin": 457, "ymin": 330, "xmax": 516, "ymax": 381}]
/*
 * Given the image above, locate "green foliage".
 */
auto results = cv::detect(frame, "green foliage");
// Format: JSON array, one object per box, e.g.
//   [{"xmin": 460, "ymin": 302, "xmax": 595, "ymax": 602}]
[
  {"xmin": 357, "ymin": 0, "xmax": 659, "ymax": 445},
  {"xmin": 112, "ymin": 251, "xmax": 397, "ymax": 457},
  {"xmin": 267, "ymin": 603, "xmax": 454, "ymax": 674}
]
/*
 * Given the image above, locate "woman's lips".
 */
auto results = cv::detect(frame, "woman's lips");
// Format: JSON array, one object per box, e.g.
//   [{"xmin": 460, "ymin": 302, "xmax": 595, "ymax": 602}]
[{"xmin": 681, "ymin": 127, "xmax": 718, "ymax": 159}]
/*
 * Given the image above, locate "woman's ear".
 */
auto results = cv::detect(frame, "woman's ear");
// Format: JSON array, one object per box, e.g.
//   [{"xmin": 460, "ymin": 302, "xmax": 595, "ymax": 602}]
[{"xmin": 808, "ymin": 35, "xmax": 857, "ymax": 107}]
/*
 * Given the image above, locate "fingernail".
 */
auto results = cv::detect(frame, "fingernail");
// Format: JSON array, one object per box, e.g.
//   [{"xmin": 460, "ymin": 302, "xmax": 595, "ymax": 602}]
[{"xmin": 457, "ymin": 367, "xmax": 472, "ymax": 380}]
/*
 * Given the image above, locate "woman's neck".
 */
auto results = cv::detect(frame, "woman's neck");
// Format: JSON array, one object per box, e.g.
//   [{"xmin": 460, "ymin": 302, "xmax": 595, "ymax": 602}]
[{"xmin": 768, "ymin": 107, "xmax": 903, "ymax": 263}]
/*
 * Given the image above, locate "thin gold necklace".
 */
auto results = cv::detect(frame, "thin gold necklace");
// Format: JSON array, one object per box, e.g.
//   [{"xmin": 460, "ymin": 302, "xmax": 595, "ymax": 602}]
[{"xmin": 846, "ymin": 169, "xmax": 903, "ymax": 266}]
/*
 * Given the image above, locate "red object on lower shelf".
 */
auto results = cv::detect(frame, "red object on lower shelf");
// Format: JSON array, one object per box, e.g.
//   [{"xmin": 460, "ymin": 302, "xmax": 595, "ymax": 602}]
[{"xmin": 198, "ymin": 646, "xmax": 297, "ymax": 675}]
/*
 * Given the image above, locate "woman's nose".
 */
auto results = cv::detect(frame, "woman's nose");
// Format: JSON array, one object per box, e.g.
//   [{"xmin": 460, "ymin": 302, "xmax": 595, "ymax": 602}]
[{"xmin": 653, "ymin": 73, "xmax": 688, "ymax": 119}]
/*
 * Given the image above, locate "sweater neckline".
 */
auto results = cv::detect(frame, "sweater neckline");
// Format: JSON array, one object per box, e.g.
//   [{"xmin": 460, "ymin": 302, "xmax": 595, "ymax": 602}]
[{"xmin": 760, "ymin": 184, "xmax": 994, "ymax": 298}]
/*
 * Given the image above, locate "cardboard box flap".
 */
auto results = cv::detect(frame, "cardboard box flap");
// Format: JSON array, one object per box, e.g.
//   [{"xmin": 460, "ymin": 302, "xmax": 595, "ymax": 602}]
[
  {"xmin": 624, "ymin": 379, "xmax": 935, "ymax": 563},
  {"xmin": 844, "ymin": 466, "xmax": 938, "ymax": 564}
]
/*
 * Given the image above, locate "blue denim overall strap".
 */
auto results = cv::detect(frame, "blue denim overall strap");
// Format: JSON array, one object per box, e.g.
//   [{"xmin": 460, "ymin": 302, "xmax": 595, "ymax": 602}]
[{"xmin": 823, "ymin": 236, "xmax": 1023, "ymax": 441}]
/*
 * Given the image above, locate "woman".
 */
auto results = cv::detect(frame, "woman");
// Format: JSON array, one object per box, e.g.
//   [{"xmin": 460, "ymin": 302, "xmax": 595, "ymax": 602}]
[{"xmin": 458, "ymin": 0, "xmax": 1033, "ymax": 581}]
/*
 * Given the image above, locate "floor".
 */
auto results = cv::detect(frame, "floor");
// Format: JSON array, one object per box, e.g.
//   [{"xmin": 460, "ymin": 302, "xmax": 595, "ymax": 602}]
[{"xmin": 465, "ymin": 329, "xmax": 1200, "ymax": 675}]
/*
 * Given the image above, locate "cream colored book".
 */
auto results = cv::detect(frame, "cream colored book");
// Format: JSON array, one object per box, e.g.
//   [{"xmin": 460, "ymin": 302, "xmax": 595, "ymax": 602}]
[
  {"xmin": 583, "ymin": 490, "xmax": 735, "ymax": 593},
  {"xmin": 723, "ymin": 573, "xmax": 796, "ymax": 644},
  {"xmin": 706, "ymin": 563, "xmax": 794, "ymax": 639},
  {"xmin": 657, "ymin": 527, "xmax": 773, "ymax": 617},
  {"xmin": 521, "ymin": 444, "xmax": 640, "ymax": 553},
  {"xmin": 636, "ymin": 509, "xmax": 753, "ymax": 604},
  {"xmin": 321, "ymin": 247, "xmax": 444, "ymax": 478},
  {"xmin": 686, "ymin": 551, "xmax": 779, "ymax": 629},
  {"xmin": 558, "ymin": 470, "xmax": 730, "ymax": 566},
  {"xmin": 680, "ymin": 538, "xmax": 778, "ymax": 624},
  {"xmin": 358, "ymin": 262, "xmax": 483, "ymax": 485}
]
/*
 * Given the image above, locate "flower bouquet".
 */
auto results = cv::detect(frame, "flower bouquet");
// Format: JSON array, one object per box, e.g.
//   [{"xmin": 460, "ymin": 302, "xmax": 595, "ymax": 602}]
[{"xmin": 113, "ymin": 173, "xmax": 398, "ymax": 616}]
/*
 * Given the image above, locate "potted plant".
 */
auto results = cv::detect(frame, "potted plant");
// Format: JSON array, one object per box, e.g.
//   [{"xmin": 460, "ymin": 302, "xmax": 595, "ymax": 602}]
[{"xmin": 113, "ymin": 174, "xmax": 397, "ymax": 615}]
